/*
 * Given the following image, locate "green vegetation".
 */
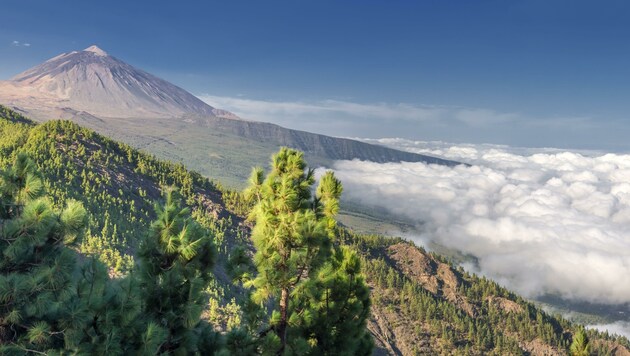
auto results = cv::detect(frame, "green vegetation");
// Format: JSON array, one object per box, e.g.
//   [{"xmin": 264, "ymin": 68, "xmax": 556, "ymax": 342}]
[
  {"xmin": 1, "ymin": 105, "xmax": 629, "ymax": 355},
  {"xmin": 570, "ymin": 328, "xmax": 591, "ymax": 356},
  {"xmin": 338, "ymin": 230, "xmax": 626, "ymax": 355},
  {"xmin": 72, "ymin": 116, "xmax": 286, "ymax": 189},
  {"xmin": 135, "ymin": 189, "xmax": 220, "ymax": 353},
  {"xmin": 1, "ymin": 116, "xmax": 244, "ymax": 277},
  {"xmin": 0, "ymin": 153, "xmax": 86, "ymax": 353},
  {"xmin": 0, "ymin": 156, "xmax": 222, "ymax": 353},
  {"xmin": 240, "ymin": 148, "xmax": 372, "ymax": 354}
]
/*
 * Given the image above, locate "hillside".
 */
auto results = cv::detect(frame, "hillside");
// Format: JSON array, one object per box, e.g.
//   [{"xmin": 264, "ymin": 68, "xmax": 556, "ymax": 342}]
[
  {"xmin": 1, "ymin": 106, "xmax": 629, "ymax": 355},
  {"xmin": 0, "ymin": 46, "xmax": 458, "ymax": 188},
  {"xmin": 190, "ymin": 113, "xmax": 451, "ymax": 164}
]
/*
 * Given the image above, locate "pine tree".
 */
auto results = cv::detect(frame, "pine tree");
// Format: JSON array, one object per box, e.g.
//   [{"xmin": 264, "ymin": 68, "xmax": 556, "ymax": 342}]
[
  {"xmin": 67, "ymin": 257, "xmax": 144, "ymax": 354},
  {"xmin": 134, "ymin": 188, "xmax": 221, "ymax": 354},
  {"xmin": 570, "ymin": 328, "xmax": 591, "ymax": 356},
  {"xmin": 291, "ymin": 246, "xmax": 373, "ymax": 355},
  {"xmin": 244, "ymin": 148, "xmax": 372, "ymax": 354},
  {"xmin": 0, "ymin": 153, "xmax": 87, "ymax": 353},
  {"xmin": 289, "ymin": 170, "xmax": 372, "ymax": 354}
]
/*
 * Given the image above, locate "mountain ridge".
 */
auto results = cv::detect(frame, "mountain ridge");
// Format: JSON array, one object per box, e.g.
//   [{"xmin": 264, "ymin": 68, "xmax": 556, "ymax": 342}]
[
  {"xmin": 186, "ymin": 113, "xmax": 455, "ymax": 165},
  {"xmin": 0, "ymin": 45, "xmax": 459, "ymax": 188}
]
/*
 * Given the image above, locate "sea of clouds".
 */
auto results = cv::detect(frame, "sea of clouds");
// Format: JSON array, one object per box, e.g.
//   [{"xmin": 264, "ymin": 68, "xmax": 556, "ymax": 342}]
[{"xmin": 328, "ymin": 138, "xmax": 630, "ymax": 307}]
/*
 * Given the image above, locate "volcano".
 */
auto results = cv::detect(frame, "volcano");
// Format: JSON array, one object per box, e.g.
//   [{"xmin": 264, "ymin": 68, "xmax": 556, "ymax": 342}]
[
  {"xmin": 0, "ymin": 45, "xmax": 458, "ymax": 186},
  {"xmin": 0, "ymin": 45, "xmax": 232, "ymax": 119}
]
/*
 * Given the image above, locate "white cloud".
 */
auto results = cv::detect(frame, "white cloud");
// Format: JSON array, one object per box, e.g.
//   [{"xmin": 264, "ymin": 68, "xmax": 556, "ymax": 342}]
[
  {"xmin": 324, "ymin": 139, "xmax": 630, "ymax": 305},
  {"xmin": 11, "ymin": 40, "xmax": 31, "ymax": 47},
  {"xmin": 197, "ymin": 94, "xmax": 597, "ymax": 142},
  {"xmin": 588, "ymin": 321, "xmax": 630, "ymax": 339},
  {"xmin": 198, "ymin": 94, "xmax": 447, "ymax": 123}
]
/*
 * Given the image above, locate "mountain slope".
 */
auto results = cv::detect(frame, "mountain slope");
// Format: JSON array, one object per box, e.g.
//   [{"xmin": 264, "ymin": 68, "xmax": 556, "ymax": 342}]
[
  {"xmin": 1, "ymin": 107, "xmax": 628, "ymax": 355},
  {"xmin": 0, "ymin": 46, "xmax": 458, "ymax": 188},
  {"xmin": 2, "ymin": 45, "xmax": 218, "ymax": 118},
  {"xmin": 194, "ymin": 113, "xmax": 451, "ymax": 164}
]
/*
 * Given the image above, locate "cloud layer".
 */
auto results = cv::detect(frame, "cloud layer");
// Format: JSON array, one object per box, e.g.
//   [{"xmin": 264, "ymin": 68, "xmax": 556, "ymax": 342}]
[
  {"xmin": 588, "ymin": 321, "xmax": 630, "ymax": 339},
  {"xmin": 198, "ymin": 94, "xmax": 621, "ymax": 150},
  {"xmin": 327, "ymin": 139, "xmax": 630, "ymax": 305}
]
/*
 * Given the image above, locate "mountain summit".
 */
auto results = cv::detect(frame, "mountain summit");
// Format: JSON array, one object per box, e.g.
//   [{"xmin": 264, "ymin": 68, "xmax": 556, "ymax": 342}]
[
  {"xmin": 83, "ymin": 45, "xmax": 108, "ymax": 56},
  {"xmin": 0, "ymin": 45, "xmax": 459, "ymax": 185},
  {"xmin": 2, "ymin": 45, "xmax": 220, "ymax": 118}
]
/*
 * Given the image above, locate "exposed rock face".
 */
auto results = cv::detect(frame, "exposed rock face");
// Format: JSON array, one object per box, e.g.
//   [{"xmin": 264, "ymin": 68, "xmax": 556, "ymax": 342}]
[
  {"xmin": 0, "ymin": 45, "xmax": 217, "ymax": 118},
  {"xmin": 387, "ymin": 243, "xmax": 476, "ymax": 316},
  {"xmin": 487, "ymin": 296, "xmax": 523, "ymax": 314}
]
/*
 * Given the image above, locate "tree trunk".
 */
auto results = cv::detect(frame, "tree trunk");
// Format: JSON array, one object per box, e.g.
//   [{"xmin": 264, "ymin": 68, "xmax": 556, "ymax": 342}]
[{"xmin": 278, "ymin": 287, "xmax": 289, "ymax": 354}]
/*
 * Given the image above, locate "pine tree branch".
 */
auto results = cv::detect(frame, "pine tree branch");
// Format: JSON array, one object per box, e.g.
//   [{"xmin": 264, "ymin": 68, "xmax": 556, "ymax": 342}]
[
  {"xmin": 258, "ymin": 325, "xmax": 275, "ymax": 338},
  {"xmin": 12, "ymin": 344, "xmax": 48, "ymax": 355}
]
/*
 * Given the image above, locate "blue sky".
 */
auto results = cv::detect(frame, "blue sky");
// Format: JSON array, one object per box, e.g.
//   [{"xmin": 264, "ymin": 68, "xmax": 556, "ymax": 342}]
[{"xmin": 2, "ymin": 0, "xmax": 630, "ymax": 150}]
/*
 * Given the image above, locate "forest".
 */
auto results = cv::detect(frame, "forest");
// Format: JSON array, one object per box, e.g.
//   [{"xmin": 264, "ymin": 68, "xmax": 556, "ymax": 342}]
[{"xmin": 1, "ymin": 105, "xmax": 628, "ymax": 355}]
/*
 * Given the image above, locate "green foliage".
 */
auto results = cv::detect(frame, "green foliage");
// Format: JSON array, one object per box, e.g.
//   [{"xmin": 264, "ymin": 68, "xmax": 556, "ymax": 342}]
[
  {"xmin": 244, "ymin": 148, "xmax": 372, "ymax": 354},
  {"xmin": 0, "ymin": 108, "xmax": 246, "ymax": 353},
  {"xmin": 223, "ymin": 189, "xmax": 255, "ymax": 217},
  {"xmin": 570, "ymin": 328, "xmax": 591, "ymax": 356},
  {"xmin": 290, "ymin": 246, "xmax": 373, "ymax": 355},
  {"xmin": 315, "ymin": 171, "xmax": 343, "ymax": 233},
  {"xmin": 0, "ymin": 153, "xmax": 87, "ymax": 353},
  {"xmin": 135, "ymin": 188, "xmax": 220, "ymax": 354},
  {"xmin": 0, "ymin": 115, "xmax": 247, "ymax": 276},
  {"xmin": 67, "ymin": 258, "xmax": 143, "ymax": 354},
  {"xmin": 80, "ymin": 229, "xmax": 134, "ymax": 276},
  {"xmin": 0, "ymin": 120, "xmax": 30, "ymax": 168},
  {"xmin": 0, "ymin": 105, "xmax": 35, "ymax": 125}
]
